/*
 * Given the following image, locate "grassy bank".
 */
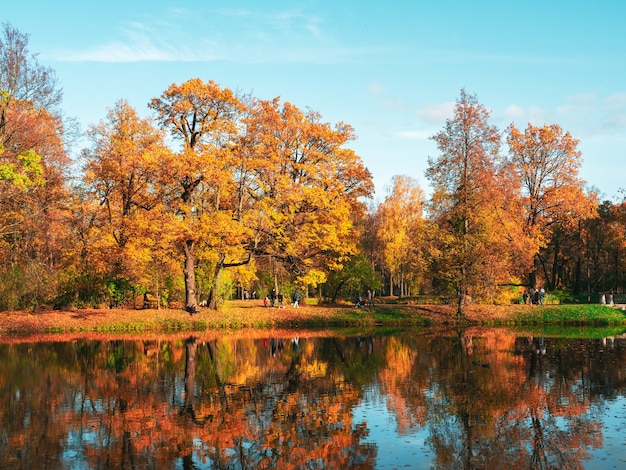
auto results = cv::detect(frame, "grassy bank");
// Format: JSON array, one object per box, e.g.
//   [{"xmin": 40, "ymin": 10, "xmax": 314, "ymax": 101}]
[
  {"xmin": 0, "ymin": 301, "xmax": 625, "ymax": 337},
  {"xmin": 486, "ymin": 304, "xmax": 626, "ymax": 326}
]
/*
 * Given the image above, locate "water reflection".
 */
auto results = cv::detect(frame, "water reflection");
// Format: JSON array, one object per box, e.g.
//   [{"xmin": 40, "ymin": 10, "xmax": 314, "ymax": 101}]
[{"xmin": 1, "ymin": 328, "xmax": 626, "ymax": 469}]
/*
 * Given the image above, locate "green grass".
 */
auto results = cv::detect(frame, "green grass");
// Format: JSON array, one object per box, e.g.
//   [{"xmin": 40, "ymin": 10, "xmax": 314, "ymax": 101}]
[
  {"xmin": 496, "ymin": 304, "xmax": 626, "ymax": 326},
  {"xmin": 25, "ymin": 303, "xmax": 626, "ymax": 336}
]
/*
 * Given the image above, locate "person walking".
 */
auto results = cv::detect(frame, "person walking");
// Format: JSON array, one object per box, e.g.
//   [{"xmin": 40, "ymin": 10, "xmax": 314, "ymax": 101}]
[{"xmin": 292, "ymin": 291, "xmax": 301, "ymax": 308}]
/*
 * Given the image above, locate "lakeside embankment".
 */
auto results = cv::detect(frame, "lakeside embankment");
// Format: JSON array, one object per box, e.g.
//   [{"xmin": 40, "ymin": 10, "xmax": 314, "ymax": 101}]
[{"xmin": 0, "ymin": 300, "xmax": 625, "ymax": 339}]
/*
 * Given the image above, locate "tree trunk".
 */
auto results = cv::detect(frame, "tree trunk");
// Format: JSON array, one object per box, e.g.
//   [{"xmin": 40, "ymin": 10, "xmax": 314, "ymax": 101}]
[
  {"xmin": 183, "ymin": 239, "xmax": 198, "ymax": 313},
  {"xmin": 207, "ymin": 253, "xmax": 226, "ymax": 310},
  {"xmin": 332, "ymin": 279, "xmax": 347, "ymax": 303},
  {"xmin": 205, "ymin": 252, "xmax": 252, "ymax": 310},
  {"xmin": 573, "ymin": 257, "xmax": 581, "ymax": 295},
  {"xmin": 456, "ymin": 292, "xmax": 465, "ymax": 318}
]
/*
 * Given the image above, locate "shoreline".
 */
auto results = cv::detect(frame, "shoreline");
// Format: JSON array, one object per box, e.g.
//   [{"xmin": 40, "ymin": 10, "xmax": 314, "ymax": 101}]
[{"xmin": 0, "ymin": 302, "xmax": 624, "ymax": 339}]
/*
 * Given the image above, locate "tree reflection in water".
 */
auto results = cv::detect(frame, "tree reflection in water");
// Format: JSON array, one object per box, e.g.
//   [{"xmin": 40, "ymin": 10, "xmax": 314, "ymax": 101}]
[{"xmin": 0, "ymin": 328, "xmax": 624, "ymax": 469}]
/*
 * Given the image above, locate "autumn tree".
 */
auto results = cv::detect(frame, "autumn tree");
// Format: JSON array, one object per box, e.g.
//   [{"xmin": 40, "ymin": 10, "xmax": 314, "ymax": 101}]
[
  {"xmin": 578, "ymin": 200, "xmax": 626, "ymax": 296},
  {"xmin": 81, "ymin": 100, "xmax": 174, "ymax": 306},
  {"xmin": 0, "ymin": 23, "xmax": 71, "ymax": 310},
  {"xmin": 149, "ymin": 78, "xmax": 246, "ymax": 312},
  {"xmin": 376, "ymin": 175, "xmax": 427, "ymax": 298},
  {"xmin": 0, "ymin": 22, "xmax": 62, "ymax": 189},
  {"xmin": 505, "ymin": 123, "xmax": 596, "ymax": 291},
  {"xmin": 426, "ymin": 90, "xmax": 522, "ymax": 316},
  {"xmin": 245, "ymin": 98, "xmax": 373, "ymax": 293}
]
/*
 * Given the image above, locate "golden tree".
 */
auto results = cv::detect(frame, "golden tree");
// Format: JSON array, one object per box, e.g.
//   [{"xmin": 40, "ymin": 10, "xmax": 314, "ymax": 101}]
[
  {"xmin": 149, "ymin": 78, "xmax": 245, "ymax": 312},
  {"xmin": 426, "ymin": 90, "xmax": 521, "ymax": 316},
  {"xmin": 244, "ymin": 98, "xmax": 373, "ymax": 292},
  {"xmin": 376, "ymin": 175, "xmax": 427, "ymax": 297},
  {"xmin": 82, "ymin": 100, "xmax": 174, "ymax": 306}
]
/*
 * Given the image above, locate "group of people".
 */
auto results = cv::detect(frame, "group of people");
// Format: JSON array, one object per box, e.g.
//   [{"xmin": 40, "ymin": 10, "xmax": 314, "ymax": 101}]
[
  {"xmin": 256, "ymin": 287, "xmax": 377, "ymax": 308},
  {"xmin": 263, "ymin": 288, "xmax": 302, "ymax": 308},
  {"xmin": 354, "ymin": 289, "xmax": 375, "ymax": 308},
  {"xmin": 523, "ymin": 287, "xmax": 546, "ymax": 305},
  {"xmin": 242, "ymin": 290, "xmax": 256, "ymax": 301}
]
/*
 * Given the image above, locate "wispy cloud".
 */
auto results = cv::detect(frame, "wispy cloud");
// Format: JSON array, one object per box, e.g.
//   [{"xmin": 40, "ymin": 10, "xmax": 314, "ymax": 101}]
[
  {"xmin": 500, "ymin": 104, "xmax": 553, "ymax": 127},
  {"xmin": 57, "ymin": 16, "xmax": 222, "ymax": 63},
  {"xmin": 53, "ymin": 6, "xmax": 378, "ymax": 64},
  {"xmin": 493, "ymin": 92, "xmax": 626, "ymax": 140},
  {"xmin": 59, "ymin": 36, "xmax": 218, "ymax": 63},
  {"xmin": 416, "ymin": 102, "xmax": 455, "ymax": 124},
  {"xmin": 367, "ymin": 82, "xmax": 386, "ymax": 95},
  {"xmin": 557, "ymin": 93, "xmax": 626, "ymax": 135}
]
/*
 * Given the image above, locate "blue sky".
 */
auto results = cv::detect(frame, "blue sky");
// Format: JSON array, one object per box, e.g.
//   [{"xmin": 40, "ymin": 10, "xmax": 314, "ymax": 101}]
[{"xmin": 6, "ymin": 1, "xmax": 626, "ymax": 201}]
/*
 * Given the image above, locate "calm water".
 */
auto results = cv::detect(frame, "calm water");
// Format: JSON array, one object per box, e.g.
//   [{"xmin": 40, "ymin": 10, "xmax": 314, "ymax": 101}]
[{"xmin": 1, "ymin": 327, "xmax": 626, "ymax": 469}]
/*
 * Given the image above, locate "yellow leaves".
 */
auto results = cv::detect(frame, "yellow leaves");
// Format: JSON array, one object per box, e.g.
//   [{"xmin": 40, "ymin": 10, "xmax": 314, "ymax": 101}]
[
  {"xmin": 76, "ymin": 78, "xmax": 372, "ymax": 306},
  {"xmin": 298, "ymin": 269, "xmax": 327, "ymax": 288},
  {"xmin": 195, "ymin": 212, "xmax": 252, "ymax": 263},
  {"xmin": 81, "ymin": 102, "xmax": 184, "ymax": 287},
  {"xmin": 149, "ymin": 78, "xmax": 244, "ymax": 151},
  {"xmin": 0, "ymin": 149, "xmax": 44, "ymax": 189},
  {"xmin": 376, "ymin": 175, "xmax": 426, "ymax": 277},
  {"xmin": 246, "ymin": 97, "xmax": 370, "ymax": 277}
]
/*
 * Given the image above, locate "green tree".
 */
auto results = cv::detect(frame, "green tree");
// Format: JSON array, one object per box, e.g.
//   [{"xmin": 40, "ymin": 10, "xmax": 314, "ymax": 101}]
[{"xmin": 323, "ymin": 255, "xmax": 379, "ymax": 303}]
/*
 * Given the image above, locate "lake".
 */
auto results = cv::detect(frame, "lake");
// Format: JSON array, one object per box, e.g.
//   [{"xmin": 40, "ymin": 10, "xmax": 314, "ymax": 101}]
[{"xmin": 1, "ymin": 327, "xmax": 626, "ymax": 469}]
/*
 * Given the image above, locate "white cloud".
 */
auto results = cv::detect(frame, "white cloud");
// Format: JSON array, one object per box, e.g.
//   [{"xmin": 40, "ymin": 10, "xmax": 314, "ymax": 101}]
[
  {"xmin": 499, "ymin": 104, "xmax": 553, "ymax": 127},
  {"xmin": 416, "ymin": 102, "xmax": 455, "ymax": 124},
  {"xmin": 53, "ymin": 6, "xmax": 374, "ymax": 65},
  {"xmin": 503, "ymin": 104, "xmax": 525, "ymax": 120},
  {"xmin": 367, "ymin": 82, "xmax": 386, "ymax": 94},
  {"xmin": 556, "ymin": 92, "xmax": 626, "ymax": 136},
  {"xmin": 55, "ymin": 18, "xmax": 221, "ymax": 63}
]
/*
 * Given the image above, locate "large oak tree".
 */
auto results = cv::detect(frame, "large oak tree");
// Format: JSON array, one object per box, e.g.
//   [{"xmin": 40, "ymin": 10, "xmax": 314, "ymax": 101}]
[{"xmin": 149, "ymin": 78, "xmax": 245, "ymax": 312}]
